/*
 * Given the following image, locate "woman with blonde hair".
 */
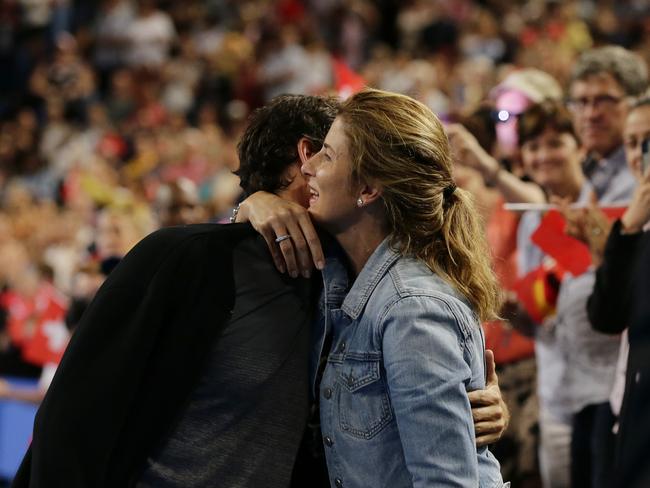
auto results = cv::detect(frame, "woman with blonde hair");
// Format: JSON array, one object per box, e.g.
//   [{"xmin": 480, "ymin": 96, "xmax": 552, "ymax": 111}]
[{"xmin": 298, "ymin": 88, "xmax": 504, "ymax": 487}]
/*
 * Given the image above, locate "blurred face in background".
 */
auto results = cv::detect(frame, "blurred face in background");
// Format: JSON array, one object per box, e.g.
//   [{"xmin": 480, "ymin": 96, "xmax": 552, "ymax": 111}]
[
  {"xmin": 623, "ymin": 104, "xmax": 650, "ymax": 180},
  {"xmin": 569, "ymin": 72, "xmax": 628, "ymax": 159},
  {"xmin": 96, "ymin": 210, "xmax": 139, "ymax": 259},
  {"xmin": 157, "ymin": 179, "xmax": 207, "ymax": 227},
  {"xmin": 520, "ymin": 127, "xmax": 583, "ymax": 197}
]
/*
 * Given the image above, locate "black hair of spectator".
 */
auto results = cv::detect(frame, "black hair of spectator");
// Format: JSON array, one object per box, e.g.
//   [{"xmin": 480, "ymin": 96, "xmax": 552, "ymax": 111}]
[
  {"xmin": 517, "ymin": 100, "xmax": 577, "ymax": 147},
  {"xmin": 570, "ymin": 46, "xmax": 649, "ymax": 97},
  {"xmin": 235, "ymin": 94, "xmax": 339, "ymax": 195}
]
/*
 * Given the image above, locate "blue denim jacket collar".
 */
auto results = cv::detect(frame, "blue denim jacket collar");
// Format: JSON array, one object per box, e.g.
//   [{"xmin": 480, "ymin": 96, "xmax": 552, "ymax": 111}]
[{"xmin": 323, "ymin": 237, "xmax": 400, "ymax": 320}]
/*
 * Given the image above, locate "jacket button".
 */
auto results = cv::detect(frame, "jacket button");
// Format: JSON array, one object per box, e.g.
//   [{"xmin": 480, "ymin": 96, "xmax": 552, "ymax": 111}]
[
  {"xmin": 339, "ymin": 342, "xmax": 346, "ymax": 352},
  {"xmin": 323, "ymin": 387, "xmax": 332, "ymax": 399},
  {"xmin": 324, "ymin": 436, "xmax": 333, "ymax": 447},
  {"xmin": 335, "ymin": 478, "xmax": 343, "ymax": 487}
]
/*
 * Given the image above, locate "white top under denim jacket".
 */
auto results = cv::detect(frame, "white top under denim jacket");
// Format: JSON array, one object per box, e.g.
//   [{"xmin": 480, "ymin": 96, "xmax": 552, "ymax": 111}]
[{"xmin": 311, "ymin": 238, "xmax": 505, "ymax": 488}]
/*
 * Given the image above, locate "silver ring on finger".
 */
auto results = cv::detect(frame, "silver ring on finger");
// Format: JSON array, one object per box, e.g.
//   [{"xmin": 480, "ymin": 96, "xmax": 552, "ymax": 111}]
[{"xmin": 275, "ymin": 234, "xmax": 291, "ymax": 244}]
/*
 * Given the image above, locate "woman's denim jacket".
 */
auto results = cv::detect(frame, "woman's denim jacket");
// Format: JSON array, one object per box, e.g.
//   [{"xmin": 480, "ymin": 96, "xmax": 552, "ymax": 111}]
[{"xmin": 312, "ymin": 238, "xmax": 504, "ymax": 488}]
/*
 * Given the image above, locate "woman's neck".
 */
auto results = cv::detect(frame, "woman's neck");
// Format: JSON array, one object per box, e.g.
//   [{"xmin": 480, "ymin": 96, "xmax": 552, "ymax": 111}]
[{"xmin": 333, "ymin": 217, "xmax": 389, "ymax": 277}]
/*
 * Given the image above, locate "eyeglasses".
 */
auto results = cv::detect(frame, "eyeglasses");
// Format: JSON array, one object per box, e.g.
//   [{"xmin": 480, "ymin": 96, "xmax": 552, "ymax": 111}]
[
  {"xmin": 490, "ymin": 109, "xmax": 522, "ymax": 123},
  {"xmin": 566, "ymin": 94, "xmax": 624, "ymax": 112}
]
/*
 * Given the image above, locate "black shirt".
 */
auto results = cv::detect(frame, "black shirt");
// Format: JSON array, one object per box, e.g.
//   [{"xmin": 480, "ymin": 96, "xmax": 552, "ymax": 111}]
[{"xmin": 137, "ymin": 233, "xmax": 313, "ymax": 488}]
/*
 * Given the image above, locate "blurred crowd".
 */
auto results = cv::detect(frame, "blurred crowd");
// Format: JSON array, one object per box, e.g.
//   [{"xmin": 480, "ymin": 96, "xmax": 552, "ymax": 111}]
[{"xmin": 1, "ymin": 0, "xmax": 650, "ymax": 487}]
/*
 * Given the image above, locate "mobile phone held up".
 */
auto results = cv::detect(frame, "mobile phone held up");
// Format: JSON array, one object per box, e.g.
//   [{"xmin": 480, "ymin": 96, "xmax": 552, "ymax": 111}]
[{"xmin": 642, "ymin": 138, "xmax": 650, "ymax": 176}]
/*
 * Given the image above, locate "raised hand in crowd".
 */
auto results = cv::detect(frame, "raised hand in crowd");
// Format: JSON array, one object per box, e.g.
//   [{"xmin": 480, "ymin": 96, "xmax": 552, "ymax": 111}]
[
  {"xmin": 555, "ymin": 192, "xmax": 612, "ymax": 267},
  {"xmin": 447, "ymin": 123, "xmax": 546, "ymax": 204}
]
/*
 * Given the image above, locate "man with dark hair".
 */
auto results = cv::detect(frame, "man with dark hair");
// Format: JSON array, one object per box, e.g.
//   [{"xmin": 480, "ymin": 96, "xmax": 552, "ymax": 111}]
[
  {"xmin": 13, "ymin": 94, "xmax": 338, "ymax": 488},
  {"xmin": 13, "ymin": 94, "xmax": 505, "ymax": 488},
  {"xmin": 236, "ymin": 94, "xmax": 338, "ymax": 197}
]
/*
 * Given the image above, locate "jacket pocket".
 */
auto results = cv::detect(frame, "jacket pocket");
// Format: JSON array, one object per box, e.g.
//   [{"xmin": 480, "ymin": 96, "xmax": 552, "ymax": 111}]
[{"xmin": 337, "ymin": 356, "xmax": 393, "ymax": 439}]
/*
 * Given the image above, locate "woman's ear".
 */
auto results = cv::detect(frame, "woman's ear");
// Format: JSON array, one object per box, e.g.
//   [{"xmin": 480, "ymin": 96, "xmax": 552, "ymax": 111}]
[
  {"xmin": 359, "ymin": 180, "xmax": 383, "ymax": 206},
  {"xmin": 297, "ymin": 137, "xmax": 316, "ymax": 164}
]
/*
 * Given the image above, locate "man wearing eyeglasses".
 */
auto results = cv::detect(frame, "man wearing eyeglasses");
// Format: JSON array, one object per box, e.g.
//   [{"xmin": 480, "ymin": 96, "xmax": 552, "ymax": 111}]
[
  {"xmin": 567, "ymin": 46, "xmax": 645, "ymax": 201},
  {"xmin": 554, "ymin": 46, "xmax": 648, "ymax": 488}
]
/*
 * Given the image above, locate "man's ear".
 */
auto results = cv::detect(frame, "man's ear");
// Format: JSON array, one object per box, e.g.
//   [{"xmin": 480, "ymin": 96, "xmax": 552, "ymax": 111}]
[{"xmin": 297, "ymin": 137, "xmax": 316, "ymax": 164}]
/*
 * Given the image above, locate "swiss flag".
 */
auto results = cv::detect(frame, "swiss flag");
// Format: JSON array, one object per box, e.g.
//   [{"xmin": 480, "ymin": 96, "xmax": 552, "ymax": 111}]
[
  {"xmin": 21, "ymin": 284, "xmax": 69, "ymax": 365},
  {"xmin": 2, "ymin": 283, "xmax": 69, "ymax": 366},
  {"xmin": 22, "ymin": 316, "xmax": 70, "ymax": 366}
]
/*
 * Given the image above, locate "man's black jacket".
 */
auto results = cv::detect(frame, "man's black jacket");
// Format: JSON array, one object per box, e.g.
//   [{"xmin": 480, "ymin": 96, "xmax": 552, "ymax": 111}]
[
  {"xmin": 12, "ymin": 223, "xmax": 259, "ymax": 487},
  {"xmin": 586, "ymin": 221, "xmax": 650, "ymax": 487}
]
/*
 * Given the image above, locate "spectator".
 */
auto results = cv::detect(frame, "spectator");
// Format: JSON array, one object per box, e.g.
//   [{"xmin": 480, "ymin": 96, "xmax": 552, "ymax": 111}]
[
  {"xmin": 125, "ymin": 0, "xmax": 176, "ymax": 69},
  {"xmin": 29, "ymin": 32, "xmax": 95, "ymax": 122},
  {"xmin": 94, "ymin": 206, "xmax": 149, "ymax": 261},
  {"xmin": 563, "ymin": 96, "xmax": 650, "ymax": 488},
  {"xmin": 93, "ymin": 0, "xmax": 134, "ymax": 93},
  {"xmin": 454, "ymin": 106, "xmax": 540, "ymax": 487},
  {"xmin": 562, "ymin": 45, "xmax": 647, "ymax": 488},
  {"xmin": 506, "ymin": 100, "xmax": 584, "ymax": 488},
  {"xmin": 155, "ymin": 177, "xmax": 208, "ymax": 227},
  {"xmin": 448, "ymin": 68, "xmax": 562, "ymax": 204}
]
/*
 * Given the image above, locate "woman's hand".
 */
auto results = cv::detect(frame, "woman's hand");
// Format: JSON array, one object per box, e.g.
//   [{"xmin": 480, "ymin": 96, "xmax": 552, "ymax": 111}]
[
  {"xmin": 237, "ymin": 191, "xmax": 325, "ymax": 277},
  {"xmin": 468, "ymin": 350, "xmax": 510, "ymax": 447}
]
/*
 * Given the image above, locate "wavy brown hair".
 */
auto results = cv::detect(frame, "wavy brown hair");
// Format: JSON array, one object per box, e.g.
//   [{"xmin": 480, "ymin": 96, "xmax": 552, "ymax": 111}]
[{"xmin": 338, "ymin": 88, "xmax": 500, "ymax": 321}]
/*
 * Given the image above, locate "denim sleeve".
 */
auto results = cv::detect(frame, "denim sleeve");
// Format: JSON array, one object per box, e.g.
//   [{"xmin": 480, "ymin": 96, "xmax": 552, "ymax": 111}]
[{"xmin": 380, "ymin": 295, "xmax": 478, "ymax": 487}]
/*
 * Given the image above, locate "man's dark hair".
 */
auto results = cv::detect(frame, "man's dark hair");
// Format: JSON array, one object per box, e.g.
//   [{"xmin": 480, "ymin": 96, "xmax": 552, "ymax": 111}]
[{"xmin": 236, "ymin": 94, "xmax": 339, "ymax": 195}]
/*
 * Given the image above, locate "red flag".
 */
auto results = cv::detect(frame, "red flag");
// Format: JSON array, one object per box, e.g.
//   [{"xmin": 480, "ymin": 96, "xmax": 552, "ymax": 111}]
[
  {"xmin": 601, "ymin": 207, "xmax": 627, "ymax": 220},
  {"xmin": 332, "ymin": 58, "xmax": 365, "ymax": 99},
  {"xmin": 530, "ymin": 208, "xmax": 627, "ymax": 276},
  {"xmin": 531, "ymin": 210, "xmax": 592, "ymax": 276}
]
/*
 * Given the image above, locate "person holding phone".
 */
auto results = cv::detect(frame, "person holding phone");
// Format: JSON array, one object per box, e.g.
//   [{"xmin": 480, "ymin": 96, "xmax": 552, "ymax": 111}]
[
  {"xmin": 587, "ymin": 98, "xmax": 650, "ymax": 488},
  {"xmin": 561, "ymin": 96, "xmax": 650, "ymax": 488}
]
